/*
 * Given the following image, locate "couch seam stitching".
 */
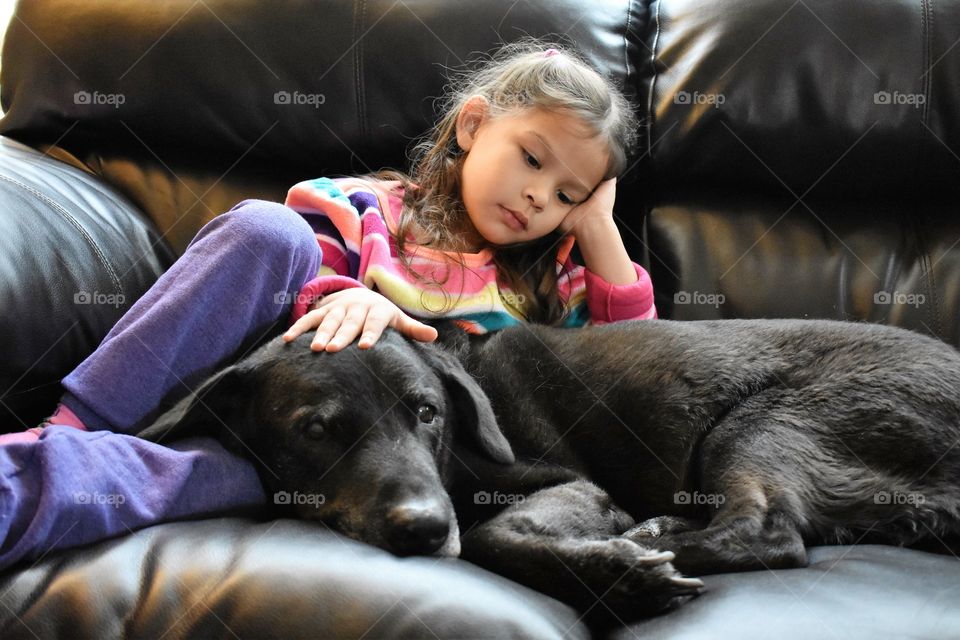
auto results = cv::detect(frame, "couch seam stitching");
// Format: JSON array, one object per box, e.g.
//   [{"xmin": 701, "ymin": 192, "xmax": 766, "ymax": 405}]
[
  {"xmin": 0, "ymin": 174, "xmax": 124, "ymax": 298},
  {"xmin": 645, "ymin": 0, "xmax": 662, "ymax": 161},
  {"xmin": 623, "ymin": 0, "xmax": 633, "ymax": 92},
  {"xmin": 354, "ymin": 0, "xmax": 367, "ymax": 151},
  {"xmin": 918, "ymin": 0, "xmax": 942, "ymax": 336}
]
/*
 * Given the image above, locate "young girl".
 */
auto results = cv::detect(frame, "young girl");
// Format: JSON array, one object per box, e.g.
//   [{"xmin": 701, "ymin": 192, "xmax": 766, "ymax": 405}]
[{"xmin": 0, "ymin": 41, "xmax": 655, "ymax": 569}]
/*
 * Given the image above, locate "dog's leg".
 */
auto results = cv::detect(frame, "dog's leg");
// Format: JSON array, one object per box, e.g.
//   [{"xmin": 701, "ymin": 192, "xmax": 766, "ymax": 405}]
[
  {"xmin": 627, "ymin": 470, "xmax": 807, "ymax": 575},
  {"xmin": 627, "ymin": 400, "xmax": 817, "ymax": 575},
  {"xmin": 460, "ymin": 480, "xmax": 702, "ymax": 624}
]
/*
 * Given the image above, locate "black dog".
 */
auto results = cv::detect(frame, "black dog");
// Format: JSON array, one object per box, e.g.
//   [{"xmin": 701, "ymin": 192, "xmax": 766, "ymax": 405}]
[{"xmin": 140, "ymin": 318, "xmax": 960, "ymax": 622}]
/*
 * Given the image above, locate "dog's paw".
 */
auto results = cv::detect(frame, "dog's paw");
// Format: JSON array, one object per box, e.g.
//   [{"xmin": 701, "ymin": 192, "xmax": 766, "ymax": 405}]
[
  {"xmin": 624, "ymin": 515, "xmax": 704, "ymax": 542},
  {"xmin": 581, "ymin": 537, "xmax": 703, "ymax": 617}
]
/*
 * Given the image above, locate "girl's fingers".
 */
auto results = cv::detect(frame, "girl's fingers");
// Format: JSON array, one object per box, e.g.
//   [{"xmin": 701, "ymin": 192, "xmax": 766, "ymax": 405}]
[
  {"xmin": 286, "ymin": 291, "xmax": 435, "ymax": 352},
  {"xmin": 323, "ymin": 305, "xmax": 369, "ymax": 352},
  {"xmin": 283, "ymin": 307, "xmax": 328, "ymax": 341},
  {"xmin": 311, "ymin": 306, "xmax": 348, "ymax": 351},
  {"xmin": 356, "ymin": 307, "xmax": 394, "ymax": 349},
  {"xmin": 396, "ymin": 314, "xmax": 439, "ymax": 343}
]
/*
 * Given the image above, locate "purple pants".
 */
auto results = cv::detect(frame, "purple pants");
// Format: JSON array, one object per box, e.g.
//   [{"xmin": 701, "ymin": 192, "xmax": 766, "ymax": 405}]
[{"xmin": 0, "ymin": 200, "xmax": 322, "ymax": 570}]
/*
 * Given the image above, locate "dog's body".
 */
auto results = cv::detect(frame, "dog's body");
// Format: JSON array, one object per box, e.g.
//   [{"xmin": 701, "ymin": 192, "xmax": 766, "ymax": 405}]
[{"xmin": 141, "ymin": 318, "xmax": 960, "ymax": 622}]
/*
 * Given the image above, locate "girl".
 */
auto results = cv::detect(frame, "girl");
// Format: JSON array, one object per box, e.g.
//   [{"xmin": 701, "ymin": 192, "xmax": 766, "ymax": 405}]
[{"xmin": 0, "ymin": 41, "xmax": 655, "ymax": 569}]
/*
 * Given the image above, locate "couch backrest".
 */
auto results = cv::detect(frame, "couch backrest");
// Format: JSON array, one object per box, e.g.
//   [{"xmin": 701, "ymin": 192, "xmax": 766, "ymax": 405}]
[
  {"xmin": 0, "ymin": 0, "xmax": 646, "ymax": 254},
  {"xmin": 4, "ymin": 0, "xmax": 960, "ymax": 343}
]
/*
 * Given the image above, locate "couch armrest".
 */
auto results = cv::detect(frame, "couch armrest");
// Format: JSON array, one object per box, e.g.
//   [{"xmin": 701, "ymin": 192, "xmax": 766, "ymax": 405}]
[{"xmin": 0, "ymin": 136, "xmax": 172, "ymax": 428}]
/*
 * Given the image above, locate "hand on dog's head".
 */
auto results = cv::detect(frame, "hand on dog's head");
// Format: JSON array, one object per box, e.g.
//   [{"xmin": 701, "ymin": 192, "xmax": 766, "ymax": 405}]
[{"xmin": 138, "ymin": 329, "xmax": 513, "ymax": 557}]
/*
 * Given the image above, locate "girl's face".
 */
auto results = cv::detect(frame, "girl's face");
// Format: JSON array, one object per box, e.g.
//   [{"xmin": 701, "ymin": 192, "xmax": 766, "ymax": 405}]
[{"xmin": 455, "ymin": 98, "xmax": 610, "ymax": 251}]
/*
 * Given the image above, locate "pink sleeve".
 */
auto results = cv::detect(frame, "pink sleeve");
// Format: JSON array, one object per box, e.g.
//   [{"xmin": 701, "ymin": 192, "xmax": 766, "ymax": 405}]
[
  {"xmin": 289, "ymin": 275, "xmax": 367, "ymax": 325},
  {"xmin": 584, "ymin": 262, "xmax": 658, "ymax": 324}
]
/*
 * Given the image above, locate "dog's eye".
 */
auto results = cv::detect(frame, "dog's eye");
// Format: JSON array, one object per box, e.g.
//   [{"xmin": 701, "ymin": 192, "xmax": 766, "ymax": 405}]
[
  {"xmin": 304, "ymin": 421, "xmax": 325, "ymax": 440},
  {"xmin": 417, "ymin": 404, "xmax": 436, "ymax": 424}
]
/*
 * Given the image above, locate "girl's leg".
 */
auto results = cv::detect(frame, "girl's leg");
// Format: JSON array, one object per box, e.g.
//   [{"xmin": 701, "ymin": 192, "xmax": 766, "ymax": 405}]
[
  {"xmin": 0, "ymin": 200, "xmax": 320, "ymax": 570},
  {"xmin": 61, "ymin": 199, "xmax": 322, "ymax": 433},
  {"xmin": 0, "ymin": 427, "xmax": 265, "ymax": 571}
]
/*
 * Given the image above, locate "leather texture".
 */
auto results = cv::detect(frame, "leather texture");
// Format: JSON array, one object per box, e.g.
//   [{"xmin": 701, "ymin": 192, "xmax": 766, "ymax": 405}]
[
  {"xmin": 642, "ymin": 0, "xmax": 960, "ymax": 342},
  {"xmin": 1, "ymin": 0, "xmax": 959, "ymax": 638},
  {"xmin": 0, "ymin": 136, "xmax": 171, "ymax": 427},
  {"xmin": 615, "ymin": 544, "xmax": 960, "ymax": 639},
  {"xmin": 0, "ymin": 518, "xmax": 590, "ymax": 639}
]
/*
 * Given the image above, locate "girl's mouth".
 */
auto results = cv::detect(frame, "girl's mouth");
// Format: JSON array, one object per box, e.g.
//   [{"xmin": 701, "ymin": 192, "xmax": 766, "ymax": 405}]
[{"xmin": 499, "ymin": 205, "xmax": 528, "ymax": 231}]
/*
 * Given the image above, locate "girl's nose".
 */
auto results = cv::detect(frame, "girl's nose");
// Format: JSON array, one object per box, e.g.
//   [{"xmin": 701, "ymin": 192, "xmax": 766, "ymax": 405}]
[{"xmin": 523, "ymin": 184, "xmax": 546, "ymax": 211}]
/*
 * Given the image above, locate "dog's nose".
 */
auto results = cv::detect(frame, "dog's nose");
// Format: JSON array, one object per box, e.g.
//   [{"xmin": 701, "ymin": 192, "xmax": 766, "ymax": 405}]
[{"xmin": 385, "ymin": 503, "xmax": 450, "ymax": 556}]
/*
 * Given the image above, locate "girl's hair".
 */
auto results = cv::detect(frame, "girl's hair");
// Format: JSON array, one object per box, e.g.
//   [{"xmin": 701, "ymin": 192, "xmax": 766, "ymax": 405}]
[{"xmin": 372, "ymin": 38, "xmax": 639, "ymax": 324}]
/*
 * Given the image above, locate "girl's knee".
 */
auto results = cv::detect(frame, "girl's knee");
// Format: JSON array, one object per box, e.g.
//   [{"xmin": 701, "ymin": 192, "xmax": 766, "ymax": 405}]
[{"xmin": 217, "ymin": 199, "xmax": 318, "ymax": 261}]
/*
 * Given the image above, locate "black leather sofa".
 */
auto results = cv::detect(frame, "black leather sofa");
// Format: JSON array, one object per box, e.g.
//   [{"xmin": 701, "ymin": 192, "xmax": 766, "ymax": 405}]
[{"xmin": 2, "ymin": 0, "xmax": 960, "ymax": 637}]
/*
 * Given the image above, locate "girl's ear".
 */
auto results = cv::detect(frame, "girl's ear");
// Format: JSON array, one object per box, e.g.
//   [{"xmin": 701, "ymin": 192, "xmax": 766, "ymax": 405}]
[{"xmin": 455, "ymin": 95, "xmax": 489, "ymax": 152}]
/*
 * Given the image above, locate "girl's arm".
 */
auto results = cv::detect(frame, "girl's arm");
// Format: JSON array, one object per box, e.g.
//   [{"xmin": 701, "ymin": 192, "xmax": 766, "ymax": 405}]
[
  {"xmin": 572, "ymin": 216, "xmax": 638, "ymax": 285},
  {"xmin": 559, "ymin": 178, "xmax": 656, "ymax": 323}
]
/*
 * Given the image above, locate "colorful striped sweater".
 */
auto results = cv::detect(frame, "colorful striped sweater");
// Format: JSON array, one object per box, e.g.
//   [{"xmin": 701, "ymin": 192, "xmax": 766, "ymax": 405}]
[{"xmin": 284, "ymin": 177, "xmax": 656, "ymax": 333}]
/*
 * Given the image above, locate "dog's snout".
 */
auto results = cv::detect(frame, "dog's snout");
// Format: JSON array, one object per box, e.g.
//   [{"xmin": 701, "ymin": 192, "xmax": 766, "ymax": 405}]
[{"xmin": 386, "ymin": 503, "xmax": 450, "ymax": 555}]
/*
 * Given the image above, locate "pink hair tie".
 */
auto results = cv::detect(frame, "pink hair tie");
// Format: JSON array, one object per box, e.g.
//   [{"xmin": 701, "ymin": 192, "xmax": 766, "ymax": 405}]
[{"xmin": 543, "ymin": 48, "xmax": 560, "ymax": 57}]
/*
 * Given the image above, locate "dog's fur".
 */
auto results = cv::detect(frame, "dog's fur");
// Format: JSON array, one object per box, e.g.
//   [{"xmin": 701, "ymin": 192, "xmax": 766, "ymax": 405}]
[{"xmin": 140, "ymin": 318, "xmax": 960, "ymax": 623}]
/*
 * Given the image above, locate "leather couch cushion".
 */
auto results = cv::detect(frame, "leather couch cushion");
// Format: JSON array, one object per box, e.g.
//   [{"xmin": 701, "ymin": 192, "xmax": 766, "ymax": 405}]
[
  {"xmin": 643, "ymin": 0, "xmax": 960, "ymax": 201},
  {"xmin": 0, "ymin": 137, "xmax": 171, "ymax": 428},
  {"xmin": 617, "ymin": 545, "xmax": 960, "ymax": 639},
  {"xmin": 646, "ymin": 193, "xmax": 960, "ymax": 344},
  {"xmin": 0, "ymin": 0, "xmax": 647, "ymax": 256},
  {"xmin": 0, "ymin": 518, "xmax": 589, "ymax": 640}
]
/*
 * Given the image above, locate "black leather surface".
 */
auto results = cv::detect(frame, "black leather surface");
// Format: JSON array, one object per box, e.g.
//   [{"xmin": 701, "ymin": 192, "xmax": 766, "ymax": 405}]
[
  {"xmin": 0, "ymin": 0, "xmax": 646, "ymax": 256},
  {"xmin": 635, "ymin": 0, "xmax": 960, "ymax": 345},
  {"xmin": 0, "ymin": 518, "xmax": 590, "ymax": 640},
  {"xmin": 616, "ymin": 545, "xmax": 960, "ymax": 639},
  {"xmin": 646, "ymin": 191, "xmax": 960, "ymax": 343},
  {"xmin": 642, "ymin": 0, "xmax": 960, "ymax": 202},
  {"xmin": 0, "ymin": 137, "xmax": 171, "ymax": 428}
]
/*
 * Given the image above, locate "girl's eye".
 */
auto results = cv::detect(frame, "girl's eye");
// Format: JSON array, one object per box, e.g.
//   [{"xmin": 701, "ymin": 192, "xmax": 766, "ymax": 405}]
[
  {"xmin": 557, "ymin": 192, "xmax": 574, "ymax": 206},
  {"xmin": 417, "ymin": 404, "xmax": 437, "ymax": 424},
  {"xmin": 524, "ymin": 151, "xmax": 540, "ymax": 169}
]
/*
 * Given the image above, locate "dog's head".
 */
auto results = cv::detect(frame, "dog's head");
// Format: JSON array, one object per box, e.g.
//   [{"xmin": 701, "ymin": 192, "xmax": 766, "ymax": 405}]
[{"xmin": 139, "ymin": 329, "xmax": 513, "ymax": 558}]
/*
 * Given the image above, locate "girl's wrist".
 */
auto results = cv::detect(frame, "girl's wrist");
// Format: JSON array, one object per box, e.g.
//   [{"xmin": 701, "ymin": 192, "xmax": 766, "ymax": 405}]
[
  {"xmin": 573, "ymin": 218, "xmax": 638, "ymax": 285},
  {"xmin": 570, "ymin": 216, "xmax": 618, "ymax": 242}
]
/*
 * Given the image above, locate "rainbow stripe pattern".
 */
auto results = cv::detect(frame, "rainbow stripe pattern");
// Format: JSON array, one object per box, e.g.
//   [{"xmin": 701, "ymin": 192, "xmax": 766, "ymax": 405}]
[{"xmin": 284, "ymin": 177, "xmax": 656, "ymax": 334}]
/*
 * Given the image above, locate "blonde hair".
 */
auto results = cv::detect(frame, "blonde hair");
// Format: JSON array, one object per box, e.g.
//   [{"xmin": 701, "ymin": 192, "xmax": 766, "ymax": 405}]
[{"xmin": 372, "ymin": 38, "xmax": 639, "ymax": 323}]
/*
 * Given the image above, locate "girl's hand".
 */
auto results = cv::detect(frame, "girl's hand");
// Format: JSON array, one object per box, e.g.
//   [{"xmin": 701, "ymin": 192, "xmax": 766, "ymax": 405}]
[
  {"xmin": 558, "ymin": 177, "xmax": 617, "ymax": 237},
  {"xmin": 282, "ymin": 288, "xmax": 438, "ymax": 352}
]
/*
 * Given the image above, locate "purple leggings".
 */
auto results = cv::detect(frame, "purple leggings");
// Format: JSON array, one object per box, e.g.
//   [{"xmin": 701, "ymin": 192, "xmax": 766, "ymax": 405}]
[{"xmin": 0, "ymin": 200, "xmax": 322, "ymax": 570}]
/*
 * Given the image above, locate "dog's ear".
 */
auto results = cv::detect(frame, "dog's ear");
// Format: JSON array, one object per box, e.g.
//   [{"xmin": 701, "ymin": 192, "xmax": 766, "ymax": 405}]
[
  {"xmin": 137, "ymin": 362, "xmax": 251, "ymax": 444},
  {"xmin": 416, "ymin": 344, "xmax": 515, "ymax": 464}
]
